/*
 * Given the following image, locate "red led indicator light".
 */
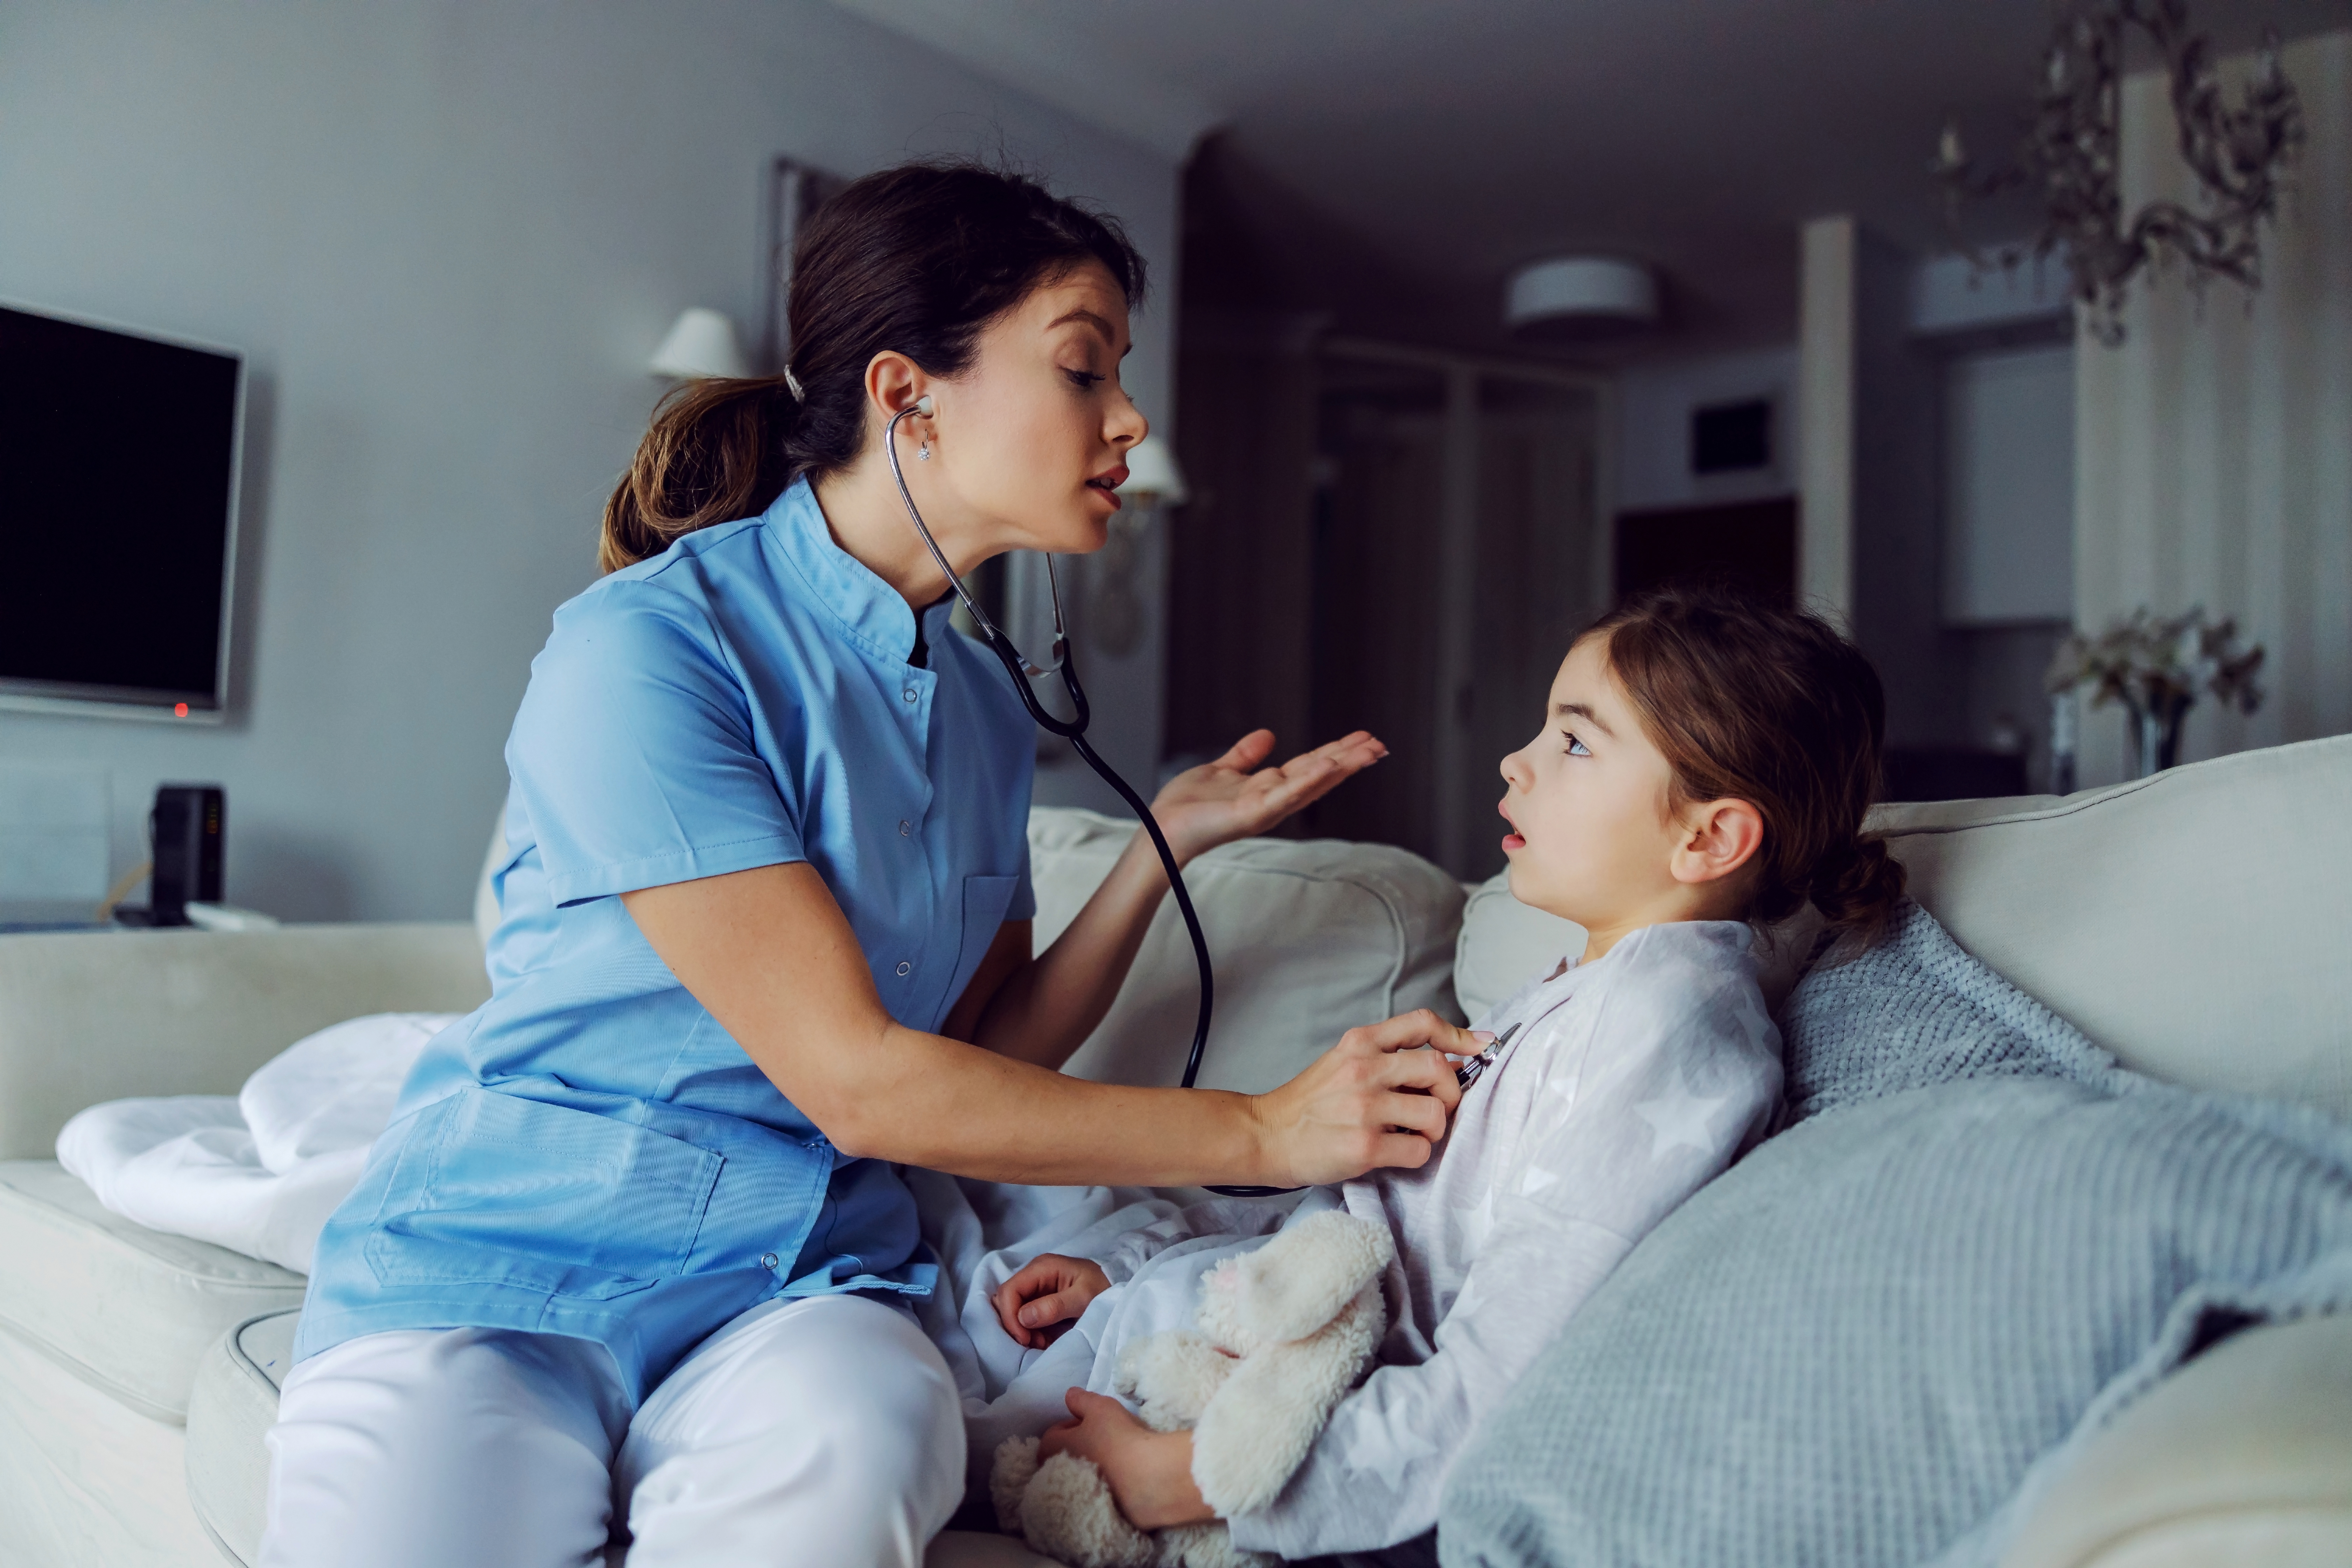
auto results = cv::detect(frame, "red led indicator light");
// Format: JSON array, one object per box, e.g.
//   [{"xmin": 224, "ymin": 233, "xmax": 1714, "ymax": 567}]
[{"xmin": 174, "ymin": 702, "xmax": 189, "ymax": 718}]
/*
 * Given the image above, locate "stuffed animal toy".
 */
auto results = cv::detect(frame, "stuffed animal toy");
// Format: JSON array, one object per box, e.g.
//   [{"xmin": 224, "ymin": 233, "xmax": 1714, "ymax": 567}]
[{"xmin": 989, "ymin": 1209, "xmax": 1395, "ymax": 1568}]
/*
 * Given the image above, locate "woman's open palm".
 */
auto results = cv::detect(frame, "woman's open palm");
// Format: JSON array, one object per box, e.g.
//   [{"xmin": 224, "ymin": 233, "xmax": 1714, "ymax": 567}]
[{"xmin": 1150, "ymin": 729, "xmax": 1387, "ymax": 862}]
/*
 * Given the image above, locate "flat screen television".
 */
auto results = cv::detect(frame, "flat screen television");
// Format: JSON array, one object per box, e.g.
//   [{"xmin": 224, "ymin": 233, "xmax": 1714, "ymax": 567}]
[{"xmin": 0, "ymin": 302, "xmax": 245, "ymax": 722}]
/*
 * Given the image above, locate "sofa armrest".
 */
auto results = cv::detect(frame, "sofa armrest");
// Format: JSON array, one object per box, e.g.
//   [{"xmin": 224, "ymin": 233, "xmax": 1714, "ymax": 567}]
[
  {"xmin": 0, "ymin": 923, "xmax": 488, "ymax": 1160},
  {"xmin": 2002, "ymin": 1314, "xmax": 2352, "ymax": 1567}
]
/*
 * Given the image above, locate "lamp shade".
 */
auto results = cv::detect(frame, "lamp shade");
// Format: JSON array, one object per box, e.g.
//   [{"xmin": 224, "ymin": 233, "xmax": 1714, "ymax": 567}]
[
  {"xmin": 1115, "ymin": 435, "xmax": 1189, "ymax": 505},
  {"xmin": 1503, "ymin": 258, "xmax": 1660, "ymax": 338},
  {"xmin": 649, "ymin": 307, "xmax": 749, "ymax": 380}
]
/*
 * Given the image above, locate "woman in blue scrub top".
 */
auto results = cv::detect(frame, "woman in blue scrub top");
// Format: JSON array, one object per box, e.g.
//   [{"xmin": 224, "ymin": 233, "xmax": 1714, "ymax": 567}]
[{"xmin": 260, "ymin": 163, "xmax": 1471, "ymax": 1568}]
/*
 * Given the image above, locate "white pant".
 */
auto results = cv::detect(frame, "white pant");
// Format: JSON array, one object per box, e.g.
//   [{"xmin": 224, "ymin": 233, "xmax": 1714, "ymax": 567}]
[{"xmin": 260, "ymin": 1294, "xmax": 964, "ymax": 1568}]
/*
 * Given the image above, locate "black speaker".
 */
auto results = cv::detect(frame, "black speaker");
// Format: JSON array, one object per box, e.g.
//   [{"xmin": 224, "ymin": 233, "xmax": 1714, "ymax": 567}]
[{"xmin": 150, "ymin": 784, "xmax": 224, "ymax": 925}]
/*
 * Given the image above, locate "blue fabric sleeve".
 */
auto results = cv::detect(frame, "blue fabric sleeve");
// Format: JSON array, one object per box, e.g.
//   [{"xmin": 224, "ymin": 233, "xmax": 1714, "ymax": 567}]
[{"xmin": 510, "ymin": 580, "xmax": 804, "ymax": 906}]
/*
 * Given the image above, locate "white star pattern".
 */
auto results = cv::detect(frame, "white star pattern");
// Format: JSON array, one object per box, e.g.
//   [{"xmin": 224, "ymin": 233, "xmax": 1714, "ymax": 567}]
[
  {"xmin": 1632, "ymin": 1065, "xmax": 1730, "ymax": 1160},
  {"xmin": 1442, "ymin": 1183, "xmax": 1501, "ymax": 1258}
]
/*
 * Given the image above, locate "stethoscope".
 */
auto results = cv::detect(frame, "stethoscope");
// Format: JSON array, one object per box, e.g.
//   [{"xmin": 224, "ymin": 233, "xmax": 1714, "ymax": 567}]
[{"xmin": 886, "ymin": 398, "xmax": 1289, "ymax": 1197}]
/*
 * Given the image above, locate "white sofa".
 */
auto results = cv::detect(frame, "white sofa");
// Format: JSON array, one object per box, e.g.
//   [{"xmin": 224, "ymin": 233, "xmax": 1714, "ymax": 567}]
[{"xmin": 3, "ymin": 736, "xmax": 2348, "ymax": 1567}]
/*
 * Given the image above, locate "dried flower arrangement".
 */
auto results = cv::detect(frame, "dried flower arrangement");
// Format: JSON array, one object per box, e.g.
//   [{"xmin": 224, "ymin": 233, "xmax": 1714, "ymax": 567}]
[{"xmin": 2046, "ymin": 607, "xmax": 2264, "ymax": 776}]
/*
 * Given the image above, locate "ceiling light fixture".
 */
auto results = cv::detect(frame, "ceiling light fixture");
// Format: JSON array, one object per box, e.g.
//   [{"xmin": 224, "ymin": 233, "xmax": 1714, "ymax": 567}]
[{"xmin": 1503, "ymin": 257, "xmax": 1661, "ymax": 341}]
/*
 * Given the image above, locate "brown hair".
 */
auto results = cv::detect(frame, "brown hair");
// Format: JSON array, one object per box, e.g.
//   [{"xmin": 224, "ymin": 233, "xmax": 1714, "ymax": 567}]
[
  {"xmin": 599, "ymin": 161, "xmax": 1148, "ymax": 574},
  {"xmin": 1583, "ymin": 587, "xmax": 1907, "ymax": 945}
]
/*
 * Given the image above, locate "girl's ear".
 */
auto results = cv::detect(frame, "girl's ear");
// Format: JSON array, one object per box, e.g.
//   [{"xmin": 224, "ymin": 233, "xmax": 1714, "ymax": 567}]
[{"xmin": 1670, "ymin": 798, "xmax": 1764, "ymax": 888}]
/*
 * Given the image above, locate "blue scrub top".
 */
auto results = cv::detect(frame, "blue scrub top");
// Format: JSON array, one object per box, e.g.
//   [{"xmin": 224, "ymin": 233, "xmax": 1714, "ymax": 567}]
[{"xmin": 296, "ymin": 476, "xmax": 1037, "ymax": 1402}]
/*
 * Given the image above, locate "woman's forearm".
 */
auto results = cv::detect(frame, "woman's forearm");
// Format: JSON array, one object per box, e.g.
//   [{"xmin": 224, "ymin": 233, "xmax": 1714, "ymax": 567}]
[
  {"xmin": 972, "ymin": 828, "xmax": 1181, "ymax": 1068},
  {"xmin": 833, "ymin": 1022, "xmax": 1276, "ymax": 1185},
  {"xmin": 624, "ymin": 860, "xmax": 1466, "ymax": 1191}
]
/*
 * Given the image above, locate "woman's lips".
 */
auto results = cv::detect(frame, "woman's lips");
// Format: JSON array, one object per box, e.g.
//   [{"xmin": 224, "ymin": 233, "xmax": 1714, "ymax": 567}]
[
  {"xmin": 1502, "ymin": 832, "xmax": 1525, "ymax": 852},
  {"xmin": 1083, "ymin": 476, "xmax": 1123, "ymax": 510}
]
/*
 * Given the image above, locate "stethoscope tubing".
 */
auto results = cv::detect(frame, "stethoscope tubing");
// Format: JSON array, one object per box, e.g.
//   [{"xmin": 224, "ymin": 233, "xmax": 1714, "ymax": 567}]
[{"xmin": 883, "ymin": 404, "xmax": 1291, "ymax": 1197}]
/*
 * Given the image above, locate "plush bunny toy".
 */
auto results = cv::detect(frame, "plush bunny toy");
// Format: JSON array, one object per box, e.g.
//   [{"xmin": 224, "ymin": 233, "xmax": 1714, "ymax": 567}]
[{"xmin": 989, "ymin": 1210, "xmax": 1395, "ymax": 1568}]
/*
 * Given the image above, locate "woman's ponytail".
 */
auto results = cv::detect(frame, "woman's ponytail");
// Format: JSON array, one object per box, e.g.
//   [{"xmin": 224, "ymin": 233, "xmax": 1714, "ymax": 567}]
[
  {"xmin": 599, "ymin": 377, "xmax": 799, "ymax": 575},
  {"xmin": 596, "ymin": 160, "xmax": 1147, "ymax": 576}
]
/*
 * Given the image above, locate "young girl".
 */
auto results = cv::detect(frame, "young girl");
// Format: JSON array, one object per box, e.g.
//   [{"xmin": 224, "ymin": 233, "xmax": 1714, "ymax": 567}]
[{"xmin": 980, "ymin": 589, "xmax": 1909, "ymax": 1560}]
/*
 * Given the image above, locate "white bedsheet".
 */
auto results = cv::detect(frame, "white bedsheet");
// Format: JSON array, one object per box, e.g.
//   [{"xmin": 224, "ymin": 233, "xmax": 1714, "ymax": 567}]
[{"xmin": 55, "ymin": 1013, "xmax": 458, "ymax": 1274}]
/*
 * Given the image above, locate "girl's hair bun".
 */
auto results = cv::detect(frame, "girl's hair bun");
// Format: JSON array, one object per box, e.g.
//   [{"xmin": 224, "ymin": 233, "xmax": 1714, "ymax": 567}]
[{"xmin": 1806, "ymin": 834, "xmax": 1907, "ymax": 947}]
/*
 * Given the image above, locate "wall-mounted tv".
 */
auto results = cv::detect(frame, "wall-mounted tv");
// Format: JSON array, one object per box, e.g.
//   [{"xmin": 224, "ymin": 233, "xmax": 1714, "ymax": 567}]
[{"xmin": 0, "ymin": 302, "xmax": 245, "ymax": 722}]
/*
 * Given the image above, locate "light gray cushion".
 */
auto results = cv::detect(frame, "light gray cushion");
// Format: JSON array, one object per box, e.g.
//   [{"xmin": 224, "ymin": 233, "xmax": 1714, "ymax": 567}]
[
  {"xmin": 1440, "ymin": 906, "xmax": 2352, "ymax": 1568},
  {"xmin": 0, "ymin": 1160, "xmax": 304, "ymax": 1423},
  {"xmin": 1029, "ymin": 808, "xmax": 1466, "ymax": 1090}
]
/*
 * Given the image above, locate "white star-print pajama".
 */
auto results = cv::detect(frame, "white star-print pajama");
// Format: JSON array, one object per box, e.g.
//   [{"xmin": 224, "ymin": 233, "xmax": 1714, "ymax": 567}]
[{"xmin": 1048, "ymin": 920, "xmax": 1783, "ymax": 1559}]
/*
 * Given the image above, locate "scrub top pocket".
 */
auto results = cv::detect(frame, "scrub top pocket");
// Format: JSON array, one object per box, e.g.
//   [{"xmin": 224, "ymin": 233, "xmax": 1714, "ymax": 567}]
[
  {"xmin": 366, "ymin": 1086, "xmax": 724, "ymax": 1301},
  {"xmin": 945, "ymin": 874, "xmax": 1021, "ymax": 1015}
]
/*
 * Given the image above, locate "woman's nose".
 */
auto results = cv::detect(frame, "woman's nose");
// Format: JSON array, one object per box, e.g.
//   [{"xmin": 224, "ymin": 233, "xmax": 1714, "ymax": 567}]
[{"xmin": 1108, "ymin": 389, "xmax": 1147, "ymax": 447}]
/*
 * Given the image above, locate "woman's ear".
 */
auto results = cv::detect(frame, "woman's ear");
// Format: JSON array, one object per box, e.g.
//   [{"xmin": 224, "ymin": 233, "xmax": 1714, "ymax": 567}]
[
  {"xmin": 1669, "ymin": 798, "xmax": 1764, "ymax": 888},
  {"xmin": 862, "ymin": 351, "xmax": 931, "ymax": 428}
]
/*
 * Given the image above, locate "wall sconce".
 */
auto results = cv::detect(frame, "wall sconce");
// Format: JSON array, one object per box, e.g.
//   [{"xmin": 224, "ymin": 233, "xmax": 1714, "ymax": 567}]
[
  {"xmin": 1086, "ymin": 435, "xmax": 1188, "ymax": 658},
  {"xmin": 649, "ymin": 307, "xmax": 749, "ymax": 380}
]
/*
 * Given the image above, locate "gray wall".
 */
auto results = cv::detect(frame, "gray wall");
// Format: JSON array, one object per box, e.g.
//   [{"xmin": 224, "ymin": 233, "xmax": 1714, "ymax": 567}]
[{"xmin": 0, "ymin": 0, "xmax": 1179, "ymax": 920}]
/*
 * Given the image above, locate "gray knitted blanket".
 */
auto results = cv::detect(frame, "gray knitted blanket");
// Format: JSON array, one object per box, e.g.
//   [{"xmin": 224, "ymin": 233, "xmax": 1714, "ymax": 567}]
[{"xmin": 1439, "ymin": 902, "xmax": 2352, "ymax": 1568}]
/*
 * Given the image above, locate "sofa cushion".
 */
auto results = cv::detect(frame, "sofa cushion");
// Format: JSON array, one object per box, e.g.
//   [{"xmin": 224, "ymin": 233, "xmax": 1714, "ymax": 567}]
[
  {"xmin": 0, "ymin": 1159, "xmax": 304, "ymax": 1423},
  {"xmin": 2002, "ymin": 1314, "xmax": 2352, "ymax": 1568},
  {"xmin": 1452, "ymin": 876, "xmax": 1586, "ymax": 1023},
  {"xmin": 1868, "ymin": 735, "xmax": 2352, "ymax": 1115},
  {"xmin": 1029, "ymin": 808, "xmax": 1465, "ymax": 1091},
  {"xmin": 184, "ymin": 1309, "xmax": 293, "ymax": 1564}
]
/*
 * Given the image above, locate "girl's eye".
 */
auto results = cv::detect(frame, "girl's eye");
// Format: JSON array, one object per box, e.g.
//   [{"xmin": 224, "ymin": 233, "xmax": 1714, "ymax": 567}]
[
  {"xmin": 1064, "ymin": 368, "xmax": 1105, "ymax": 389},
  {"xmin": 1563, "ymin": 732, "xmax": 1591, "ymax": 757}
]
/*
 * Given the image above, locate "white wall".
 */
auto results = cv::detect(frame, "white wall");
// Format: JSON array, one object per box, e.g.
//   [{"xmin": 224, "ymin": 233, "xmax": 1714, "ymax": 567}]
[
  {"xmin": 1616, "ymin": 343, "xmax": 1797, "ymax": 513},
  {"xmin": 2075, "ymin": 28, "xmax": 2352, "ymax": 786},
  {"xmin": 0, "ymin": 0, "xmax": 1180, "ymax": 920},
  {"xmin": 1942, "ymin": 341, "xmax": 2074, "ymax": 624}
]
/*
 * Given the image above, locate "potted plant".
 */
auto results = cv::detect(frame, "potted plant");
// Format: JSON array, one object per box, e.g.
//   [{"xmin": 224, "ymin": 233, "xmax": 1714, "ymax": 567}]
[{"xmin": 2046, "ymin": 608, "xmax": 2264, "ymax": 779}]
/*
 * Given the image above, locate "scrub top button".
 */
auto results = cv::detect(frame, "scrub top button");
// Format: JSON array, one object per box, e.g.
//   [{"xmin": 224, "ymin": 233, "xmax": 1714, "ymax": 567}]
[
  {"xmin": 898, "ymin": 820, "xmax": 912, "ymax": 836},
  {"xmin": 902, "ymin": 688, "xmax": 918, "ymax": 703},
  {"xmin": 896, "ymin": 960, "xmax": 912, "ymax": 976},
  {"xmin": 761, "ymin": 1252, "xmax": 779, "ymax": 1269}
]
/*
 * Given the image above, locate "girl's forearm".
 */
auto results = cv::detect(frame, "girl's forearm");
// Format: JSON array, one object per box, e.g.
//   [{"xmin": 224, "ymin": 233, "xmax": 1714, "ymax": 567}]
[{"xmin": 972, "ymin": 828, "xmax": 1180, "ymax": 1068}]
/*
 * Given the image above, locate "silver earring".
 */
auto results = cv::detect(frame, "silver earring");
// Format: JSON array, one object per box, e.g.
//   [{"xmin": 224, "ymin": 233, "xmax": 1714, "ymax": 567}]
[{"xmin": 917, "ymin": 437, "xmax": 932, "ymax": 461}]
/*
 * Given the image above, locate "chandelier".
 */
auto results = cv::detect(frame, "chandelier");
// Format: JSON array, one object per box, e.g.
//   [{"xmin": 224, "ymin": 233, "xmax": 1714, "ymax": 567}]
[{"xmin": 1933, "ymin": 0, "xmax": 2304, "ymax": 345}]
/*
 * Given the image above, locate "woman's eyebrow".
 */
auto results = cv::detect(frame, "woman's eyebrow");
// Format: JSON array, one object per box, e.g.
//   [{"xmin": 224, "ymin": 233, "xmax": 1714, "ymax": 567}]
[
  {"xmin": 1551, "ymin": 700, "xmax": 1615, "ymax": 738},
  {"xmin": 1046, "ymin": 307, "xmax": 1121, "ymax": 347}
]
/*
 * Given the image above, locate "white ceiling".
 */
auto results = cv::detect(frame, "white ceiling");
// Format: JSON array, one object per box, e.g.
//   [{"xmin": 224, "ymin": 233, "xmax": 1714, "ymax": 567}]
[{"xmin": 828, "ymin": 0, "xmax": 2352, "ymax": 361}]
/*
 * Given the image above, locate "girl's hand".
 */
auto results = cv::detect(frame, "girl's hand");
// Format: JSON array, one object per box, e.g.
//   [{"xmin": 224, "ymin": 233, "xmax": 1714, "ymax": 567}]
[
  {"xmin": 1149, "ymin": 730, "xmax": 1386, "ymax": 865},
  {"xmin": 994, "ymin": 1254, "xmax": 1112, "ymax": 1350},
  {"xmin": 1251, "ymin": 1009, "xmax": 1476, "ymax": 1187},
  {"xmin": 1040, "ymin": 1388, "xmax": 1213, "ymax": 1530}
]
